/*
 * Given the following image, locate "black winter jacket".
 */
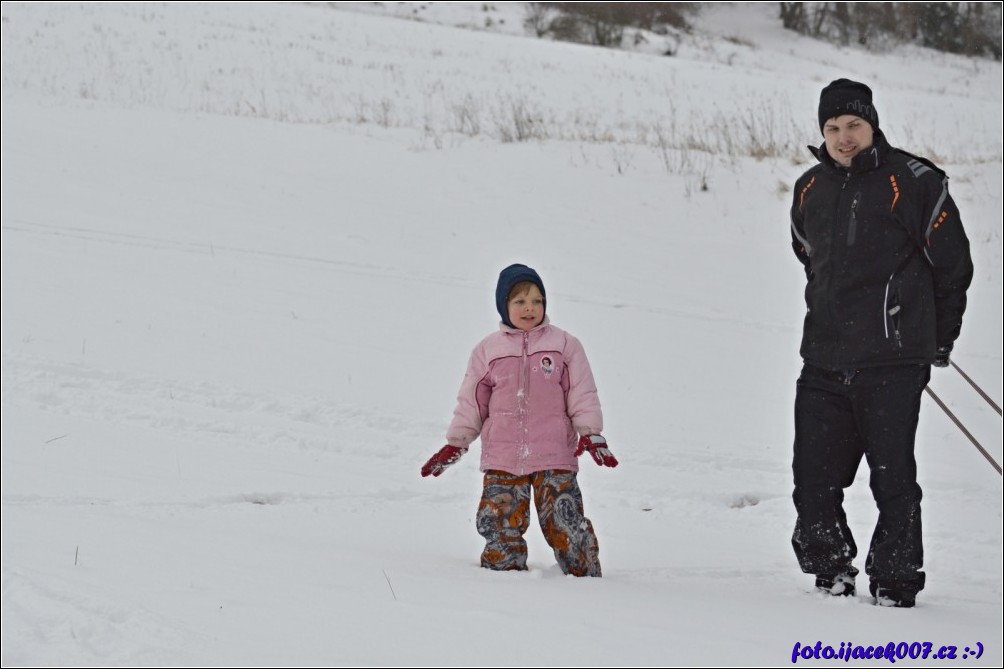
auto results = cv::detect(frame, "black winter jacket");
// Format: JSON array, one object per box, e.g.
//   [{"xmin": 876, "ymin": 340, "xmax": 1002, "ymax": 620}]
[{"xmin": 790, "ymin": 131, "xmax": 973, "ymax": 370}]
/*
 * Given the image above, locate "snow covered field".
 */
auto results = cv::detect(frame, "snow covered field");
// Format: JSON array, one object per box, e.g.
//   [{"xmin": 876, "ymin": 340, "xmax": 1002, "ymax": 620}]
[{"xmin": 2, "ymin": 2, "xmax": 1001, "ymax": 665}]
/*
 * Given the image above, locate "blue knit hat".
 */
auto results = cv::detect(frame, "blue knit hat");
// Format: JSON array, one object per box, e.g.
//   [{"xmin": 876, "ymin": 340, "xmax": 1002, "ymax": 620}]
[{"xmin": 496, "ymin": 263, "xmax": 546, "ymax": 328}]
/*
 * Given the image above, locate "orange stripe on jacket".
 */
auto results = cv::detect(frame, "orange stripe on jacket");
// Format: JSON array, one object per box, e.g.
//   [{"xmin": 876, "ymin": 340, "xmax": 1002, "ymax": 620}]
[
  {"xmin": 799, "ymin": 176, "xmax": 816, "ymax": 211},
  {"xmin": 928, "ymin": 210, "xmax": 950, "ymax": 246},
  {"xmin": 889, "ymin": 175, "xmax": 900, "ymax": 211}
]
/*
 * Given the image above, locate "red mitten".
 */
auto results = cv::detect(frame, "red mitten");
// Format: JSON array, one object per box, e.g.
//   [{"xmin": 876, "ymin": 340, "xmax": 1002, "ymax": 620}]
[
  {"xmin": 575, "ymin": 434, "xmax": 619, "ymax": 467},
  {"xmin": 421, "ymin": 445, "xmax": 466, "ymax": 477}
]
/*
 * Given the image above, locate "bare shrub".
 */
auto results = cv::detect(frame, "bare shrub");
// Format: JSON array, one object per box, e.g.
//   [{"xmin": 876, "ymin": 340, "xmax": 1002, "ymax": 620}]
[
  {"xmin": 491, "ymin": 94, "xmax": 549, "ymax": 142},
  {"xmin": 531, "ymin": 2, "xmax": 697, "ymax": 47},
  {"xmin": 609, "ymin": 141, "xmax": 635, "ymax": 175},
  {"xmin": 451, "ymin": 94, "xmax": 482, "ymax": 136}
]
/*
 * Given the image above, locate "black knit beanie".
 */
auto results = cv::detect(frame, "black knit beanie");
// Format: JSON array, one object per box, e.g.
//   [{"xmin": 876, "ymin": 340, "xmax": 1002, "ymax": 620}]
[
  {"xmin": 818, "ymin": 78, "xmax": 879, "ymax": 134},
  {"xmin": 496, "ymin": 263, "xmax": 546, "ymax": 328}
]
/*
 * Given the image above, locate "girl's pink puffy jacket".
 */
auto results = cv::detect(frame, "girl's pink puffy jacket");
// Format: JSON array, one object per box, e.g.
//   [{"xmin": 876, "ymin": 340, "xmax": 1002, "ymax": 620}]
[{"xmin": 446, "ymin": 318, "xmax": 603, "ymax": 475}]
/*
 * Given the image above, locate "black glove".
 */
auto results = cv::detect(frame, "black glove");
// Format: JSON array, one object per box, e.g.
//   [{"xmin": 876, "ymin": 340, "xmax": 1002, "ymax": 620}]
[{"xmin": 933, "ymin": 344, "xmax": 953, "ymax": 368}]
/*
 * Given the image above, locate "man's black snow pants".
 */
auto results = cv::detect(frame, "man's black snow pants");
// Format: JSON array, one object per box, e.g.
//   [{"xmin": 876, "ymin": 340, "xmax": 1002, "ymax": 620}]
[{"xmin": 791, "ymin": 363, "xmax": 930, "ymax": 595}]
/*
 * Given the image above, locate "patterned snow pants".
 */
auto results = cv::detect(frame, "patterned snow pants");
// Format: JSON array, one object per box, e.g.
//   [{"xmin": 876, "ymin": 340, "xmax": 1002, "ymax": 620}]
[{"xmin": 476, "ymin": 469, "xmax": 602, "ymax": 577}]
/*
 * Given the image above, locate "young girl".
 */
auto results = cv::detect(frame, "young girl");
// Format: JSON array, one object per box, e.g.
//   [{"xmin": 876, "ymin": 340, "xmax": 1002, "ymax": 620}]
[{"xmin": 421, "ymin": 263, "xmax": 618, "ymax": 577}]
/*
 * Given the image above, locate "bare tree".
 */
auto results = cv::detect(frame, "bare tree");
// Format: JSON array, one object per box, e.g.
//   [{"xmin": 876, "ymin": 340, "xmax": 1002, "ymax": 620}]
[
  {"xmin": 777, "ymin": 2, "xmax": 1001, "ymax": 61},
  {"xmin": 524, "ymin": 2, "xmax": 558, "ymax": 38}
]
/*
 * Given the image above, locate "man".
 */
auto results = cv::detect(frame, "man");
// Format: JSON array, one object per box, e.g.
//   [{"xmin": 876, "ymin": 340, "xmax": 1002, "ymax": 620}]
[{"xmin": 788, "ymin": 79, "xmax": 973, "ymax": 608}]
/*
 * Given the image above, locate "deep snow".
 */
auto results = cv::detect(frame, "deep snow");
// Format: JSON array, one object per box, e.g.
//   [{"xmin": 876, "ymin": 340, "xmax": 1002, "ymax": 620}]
[{"xmin": 1, "ymin": 2, "xmax": 1001, "ymax": 666}]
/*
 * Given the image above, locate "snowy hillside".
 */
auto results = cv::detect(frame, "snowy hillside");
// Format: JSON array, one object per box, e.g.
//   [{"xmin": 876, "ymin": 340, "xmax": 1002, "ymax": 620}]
[{"xmin": 1, "ymin": 2, "xmax": 1001, "ymax": 665}]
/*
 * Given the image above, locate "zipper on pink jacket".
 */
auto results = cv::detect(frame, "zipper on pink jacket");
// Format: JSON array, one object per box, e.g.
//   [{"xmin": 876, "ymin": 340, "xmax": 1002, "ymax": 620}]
[{"xmin": 517, "ymin": 330, "xmax": 530, "ymax": 474}]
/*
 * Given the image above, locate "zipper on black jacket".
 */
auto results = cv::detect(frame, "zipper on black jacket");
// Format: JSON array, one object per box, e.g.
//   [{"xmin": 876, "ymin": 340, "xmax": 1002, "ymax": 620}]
[
  {"xmin": 884, "ymin": 236, "xmax": 922, "ymax": 349},
  {"xmin": 847, "ymin": 191, "xmax": 861, "ymax": 246},
  {"xmin": 825, "ymin": 171, "xmax": 854, "ymax": 370},
  {"xmin": 884, "ymin": 277, "xmax": 903, "ymax": 348}
]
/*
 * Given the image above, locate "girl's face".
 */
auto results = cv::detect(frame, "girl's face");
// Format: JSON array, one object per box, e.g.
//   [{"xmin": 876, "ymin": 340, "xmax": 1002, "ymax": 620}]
[
  {"xmin": 508, "ymin": 284, "xmax": 544, "ymax": 332},
  {"xmin": 823, "ymin": 115, "xmax": 874, "ymax": 167}
]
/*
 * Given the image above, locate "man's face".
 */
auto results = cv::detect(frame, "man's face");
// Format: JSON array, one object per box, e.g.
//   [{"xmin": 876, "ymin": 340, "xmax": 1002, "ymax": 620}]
[{"xmin": 823, "ymin": 115, "xmax": 874, "ymax": 167}]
